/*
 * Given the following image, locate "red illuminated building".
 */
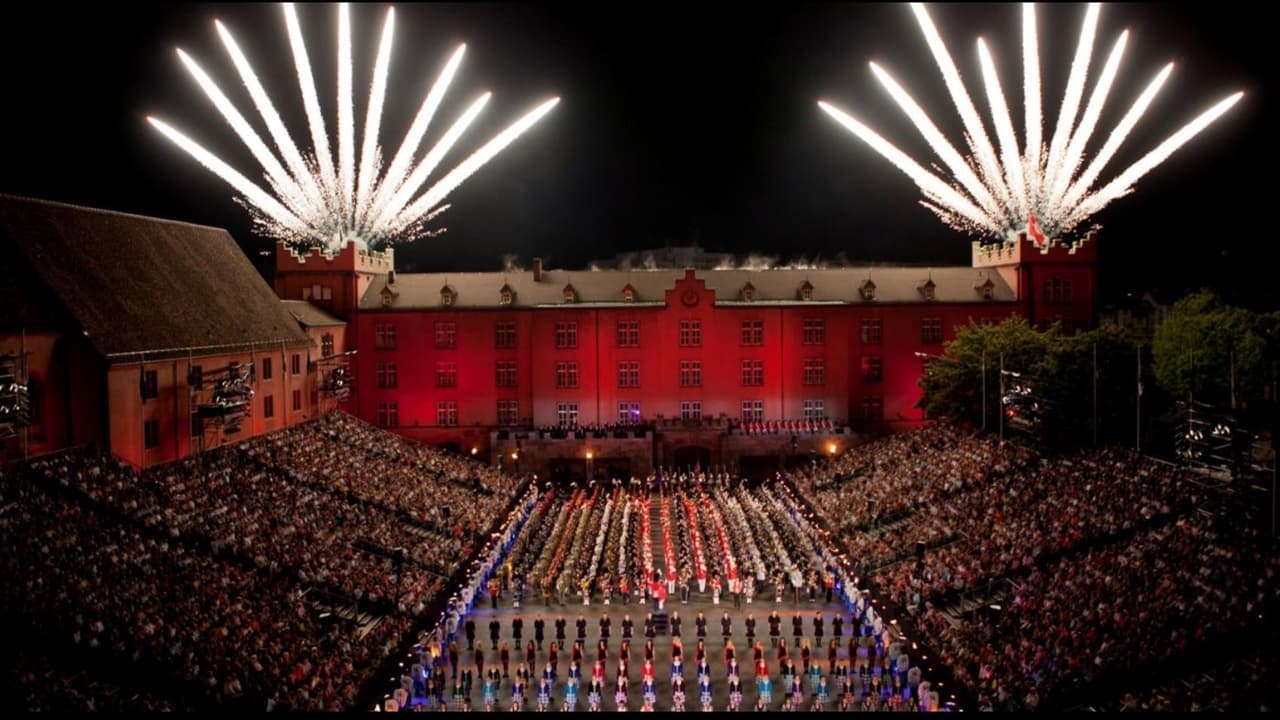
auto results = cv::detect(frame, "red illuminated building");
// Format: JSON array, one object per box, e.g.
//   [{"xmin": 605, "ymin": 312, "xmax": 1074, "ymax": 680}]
[
  {"xmin": 1, "ymin": 193, "xmax": 1096, "ymax": 475},
  {"xmin": 0, "ymin": 195, "xmax": 348, "ymax": 468},
  {"xmin": 276, "ymin": 231, "xmax": 1096, "ymax": 479}
]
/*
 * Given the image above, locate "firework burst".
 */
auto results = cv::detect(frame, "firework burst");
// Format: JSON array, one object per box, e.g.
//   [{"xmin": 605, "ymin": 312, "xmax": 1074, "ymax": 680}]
[
  {"xmin": 149, "ymin": 3, "xmax": 559, "ymax": 252},
  {"xmin": 819, "ymin": 3, "xmax": 1243, "ymax": 243}
]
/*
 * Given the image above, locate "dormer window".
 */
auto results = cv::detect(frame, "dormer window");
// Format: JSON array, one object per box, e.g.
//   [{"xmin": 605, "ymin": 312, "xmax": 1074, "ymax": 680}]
[
  {"xmin": 799, "ymin": 280, "xmax": 814, "ymax": 302},
  {"xmin": 976, "ymin": 278, "xmax": 995, "ymax": 300},
  {"xmin": 622, "ymin": 283, "xmax": 636, "ymax": 303},
  {"xmin": 380, "ymin": 286, "xmax": 395, "ymax": 308},
  {"xmin": 919, "ymin": 278, "xmax": 936, "ymax": 302},
  {"xmin": 741, "ymin": 282, "xmax": 755, "ymax": 303},
  {"xmin": 440, "ymin": 285, "xmax": 456, "ymax": 306},
  {"xmin": 563, "ymin": 283, "xmax": 577, "ymax": 304},
  {"xmin": 860, "ymin": 279, "xmax": 877, "ymax": 301},
  {"xmin": 500, "ymin": 283, "xmax": 515, "ymax": 306}
]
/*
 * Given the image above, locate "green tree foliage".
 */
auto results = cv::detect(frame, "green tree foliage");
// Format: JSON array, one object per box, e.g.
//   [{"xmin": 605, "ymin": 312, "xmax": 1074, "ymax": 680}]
[
  {"xmin": 1153, "ymin": 291, "xmax": 1267, "ymax": 409},
  {"xmin": 917, "ymin": 317, "xmax": 1051, "ymax": 433},
  {"xmin": 920, "ymin": 319, "xmax": 1143, "ymax": 447}
]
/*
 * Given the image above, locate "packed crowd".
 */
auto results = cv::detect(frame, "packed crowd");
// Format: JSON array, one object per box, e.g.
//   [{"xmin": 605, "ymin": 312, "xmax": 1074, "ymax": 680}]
[
  {"xmin": 794, "ymin": 424, "xmax": 1279, "ymax": 710},
  {"xmin": 533, "ymin": 422, "xmax": 655, "ymax": 438},
  {"xmin": 917, "ymin": 511, "xmax": 1279, "ymax": 710},
  {"xmin": 1100, "ymin": 647, "xmax": 1274, "ymax": 713},
  {"xmin": 728, "ymin": 418, "xmax": 842, "ymax": 435},
  {"xmin": 0, "ymin": 412, "xmax": 527, "ymax": 711}
]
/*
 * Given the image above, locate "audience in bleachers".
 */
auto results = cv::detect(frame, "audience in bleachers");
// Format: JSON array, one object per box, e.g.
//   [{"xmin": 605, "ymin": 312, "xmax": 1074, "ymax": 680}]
[
  {"xmin": 794, "ymin": 425, "xmax": 1278, "ymax": 711},
  {"xmin": 0, "ymin": 412, "xmax": 526, "ymax": 711}
]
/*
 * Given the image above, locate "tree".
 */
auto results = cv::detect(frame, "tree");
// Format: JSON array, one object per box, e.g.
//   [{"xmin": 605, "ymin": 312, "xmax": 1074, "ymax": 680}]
[
  {"xmin": 1153, "ymin": 290, "xmax": 1266, "ymax": 410},
  {"xmin": 917, "ymin": 317, "xmax": 1053, "ymax": 432},
  {"xmin": 920, "ymin": 319, "xmax": 1143, "ymax": 448}
]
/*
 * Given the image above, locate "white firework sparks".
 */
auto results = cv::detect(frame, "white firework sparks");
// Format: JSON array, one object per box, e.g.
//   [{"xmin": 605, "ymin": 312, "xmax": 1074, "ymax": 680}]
[
  {"xmin": 820, "ymin": 2, "xmax": 1243, "ymax": 243},
  {"xmin": 149, "ymin": 3, "xmax": 559, "ymax": 252}
]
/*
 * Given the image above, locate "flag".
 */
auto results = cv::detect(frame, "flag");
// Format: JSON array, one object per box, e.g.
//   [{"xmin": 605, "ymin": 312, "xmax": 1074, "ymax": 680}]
[{"xmin": 1027, "ymin": 212, "xmax": 1047, "ymax": 247}]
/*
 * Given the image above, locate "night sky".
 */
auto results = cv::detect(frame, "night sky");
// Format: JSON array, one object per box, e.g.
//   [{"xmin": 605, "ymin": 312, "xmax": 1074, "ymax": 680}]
[{"xmin": 2, "ymin": 3, "xmax": 1272, "ymax": 308}]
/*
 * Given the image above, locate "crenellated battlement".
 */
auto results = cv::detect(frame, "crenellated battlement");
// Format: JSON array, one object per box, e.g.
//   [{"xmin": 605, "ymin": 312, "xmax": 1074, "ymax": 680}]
[
  {"xmin": 276, "ymin": 241, "xmax": 395, "ymax": 274},
  {"xmin": 972, "ymin": 229, "xmax": 1097, "ymax": 268}
]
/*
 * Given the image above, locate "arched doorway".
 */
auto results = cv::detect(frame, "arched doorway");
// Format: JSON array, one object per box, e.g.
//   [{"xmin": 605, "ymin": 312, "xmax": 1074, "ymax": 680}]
[
  {"xmin": 672, "ymin": 445, "xmax": 711, "ymax": 473},
  {"xmin": 738, "ymin": 454, "xmax": 781, "ymax": 482},
  {"xmin": 594, "ymin": 457, "xmax": 632, "ymax": 481}
]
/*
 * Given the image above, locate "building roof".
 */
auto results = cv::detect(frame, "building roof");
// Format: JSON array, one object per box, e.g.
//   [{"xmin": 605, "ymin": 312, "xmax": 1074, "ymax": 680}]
[
  {"xmin": 281, "ymin": 299, "xmax": 347, "ymax": 328},
  {"xmin": 361, "ymin": 265, "xmax": 1015, "ymax": 310},
  {"xmin": 0, "ymin": 194, "xmax": 311, "ymax": 360}
]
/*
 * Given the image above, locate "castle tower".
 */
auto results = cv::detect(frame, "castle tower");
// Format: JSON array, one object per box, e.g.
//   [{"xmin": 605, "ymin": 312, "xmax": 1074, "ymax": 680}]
[
  {"xmin": 274, "ymin": 242, "xmax": 394, "ymax": 318},
  {"xmin": 972, "ymin": 231, "xmax": 1098, "ymax": 332}
]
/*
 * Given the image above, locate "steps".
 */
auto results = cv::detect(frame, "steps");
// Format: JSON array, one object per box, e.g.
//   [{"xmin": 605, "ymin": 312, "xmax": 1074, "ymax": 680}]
[{"xmin": 650, "ymin": 495, "xmax": 671, "ymax": 635}]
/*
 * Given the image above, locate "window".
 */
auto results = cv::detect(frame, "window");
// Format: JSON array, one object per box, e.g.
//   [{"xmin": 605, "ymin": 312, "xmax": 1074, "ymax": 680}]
[
  {"xmin": 144, "ymin": 420, "xmax": 160, "ymax": 448},
  {"xmin": 741, "ymin": 400, "xmax": 764, "ymax": 423},
  {"xmin": 920, "ymin": 279, "xmax": 936, "ymax": 301},
  {"xmin": 555, "ymin": 321, "xmax": 578, "ymax": 349},
  {"xmin": 375, "ymin": 323, "xmax": 397, "ymax": 349},
  {"xmin": 376, "ymin": 362, "xmax": 398, "ymax": 389},
  {"xmin": 799, "ymin": 281, "xmax": 814, "ymax": 301},
  {"xmin": 680, "ymin": 401, "xmax": 702, "ymax": 421},
  {"xmin": 291, "ymin": 354, "xmax": 301, "ymax": 375},
  {"xmin": 861, "ymin": 318, "xmax": 883, "ymax": 345},
  {"xmin": 861, "ymin": 396, "xmax": 883, "ymax": 421},
  {"xmin": 292, "ymin": 389, "xmax": 302, "ymax": 411},
  {"xmin": 435, "ymin": 321, "xmax": 457, "ymax": 349},
  {"xmin": 802, "ymin": 318, "xmax": 825, "ymax": 345},
  {"xmin": 263, "ymin": 394, "xmax": 275, "ymax": 419},
  {"xmin": 617, "ymin": 361, "xmax": 640, "ymax": 388},
  {"xmin": 376, "ymin": 402, "xmax": 399, "ymax": 428},
  {"xmin": 260, "ymin": 358, "xmax": 273, "ymax": 381},
  {"xmin": 321, "ymin": 333, "xmax": 335, "ymax": 358},
  {"xmin": 500, "ymin": 284, "xmax": 515, "ymax": 305},
  {"xmin": 741, "ymin": 359, "xmax": 764, "ymax": 386},
  {"xmin": 618, "ymin": 401, "xmax": 641, "ymax": 424},
  {"xmin": 563, "ymin": 284, "xmax": 577, "ymax": 303},
  {"xmin": 496, "ymin": 361, "xmax": 518, "ymax": 388},
  {"xmin": 1042, "ymin": 278, "xmax": 1074, "ymax": 304},
  {"xmin": 741, "ymin": 320, "xmax": 763, "ymax": 346},
  {"xmin": 921, "ymin": 318, "xmax": 944, "ymax": 345},
  {"xmin": 437, "ymin": 401, "xmax": 458, "ymax": 427},
  {"xmin": 679, "ymin": 320, "xmax": 701, "ymax": 347},
  {"xmin": 495, "ymin": 321, "xmax": 517, "ymax": 349},
  {"xmin": 497, "ymin": 400, "xmax": 519, "ymax": 426},
  {"xmin": 741, "ymin": 283, "xmax": 755, "ymax": 302},
  {"xmin": 436, "ymin": 362, "xmax": 457, "ymax": 388},
  {"xmin": 802, "ymin": 358, "xmax": 825, "ymax": 386},
  {"xmin": 556, "ymin": 402, "xmax": 579, "ymax": 428},
  {"xmin": 679, "ymin": 360, "xmax": 702, "ymax": 387},
  {"xmin": 860, "ymin": 279, "xmax": 877, "ymax": 301},
  {"xmin": 616, "ymin": 320, "xmax": 639, "ymax": 348},
  {"xmin": 555, "ymin": 362, "xmax": 579, "ymax": 389},
  {"xmin": 622, "ymin": 285, "xmax": 636, "ymax": 303},
  {"xmin": 862, "ymin": 356, "xmax": 883, "ymax": 383},
  {"xmin": 141, "ymin": 369, "xmax": 158, "ymax": 400},
  {"xmin": 440, "ymin": 287, "xmax": 455, "ymax": 306},
  {"xmin": 803, "ymin": 399, "xmax": 826, "ymax": 421}
]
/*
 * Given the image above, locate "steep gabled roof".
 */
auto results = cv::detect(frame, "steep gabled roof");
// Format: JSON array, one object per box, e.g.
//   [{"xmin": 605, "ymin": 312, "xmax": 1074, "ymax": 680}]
[{"xmin": 0, "ymin": 194, "xmax": 310, "ymax": 360}]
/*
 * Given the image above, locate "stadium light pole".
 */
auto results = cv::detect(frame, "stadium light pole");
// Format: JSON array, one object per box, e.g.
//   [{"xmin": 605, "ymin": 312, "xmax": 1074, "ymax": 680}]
[
  {"xmin": 1136, "ymin": 344, "xmax": 1143, "ymax": 454},
  {"xmin": 1093, "ymin": 342, "xmax": 1099, "ymax": 447},
  {"xmin": 999, "ymin": 354, "xmax": 1005, "ymax": 444}
]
